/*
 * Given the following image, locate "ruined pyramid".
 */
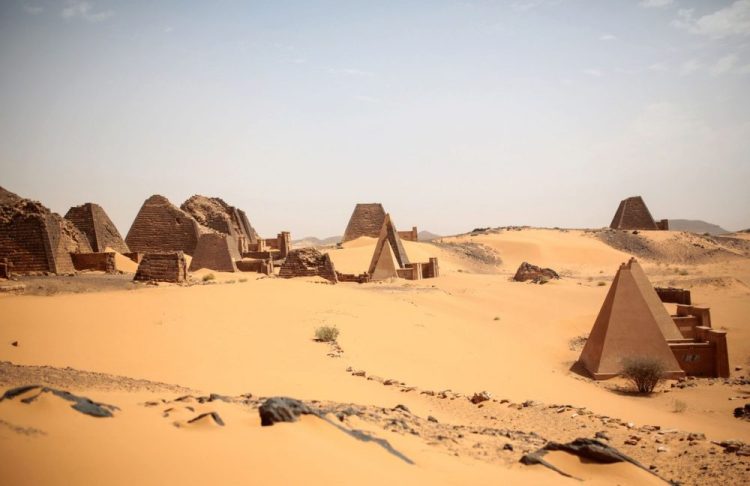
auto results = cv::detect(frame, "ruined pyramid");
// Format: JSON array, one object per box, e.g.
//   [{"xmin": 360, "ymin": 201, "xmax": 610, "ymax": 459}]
[
  {"xmin": 0, "ymin": 186, "xmax": 92, "ymax": 274},
  {"xmin": 65, "ymin": 203, "xmax": 129, "ymax": 254},
  {"xmin": 610, "ymin": 196, "xmax": 659, "ymax": 230},
  {"xmin": 578, "ymin": 258, "xmax": 685, "ymax": 379},
  {"xmin": 342, "ymin": 203, "xmax": 386, "ymax": 243},
  {"xmin": 126, "ymin": 195, "xmax": 205, "ymax": 255}
]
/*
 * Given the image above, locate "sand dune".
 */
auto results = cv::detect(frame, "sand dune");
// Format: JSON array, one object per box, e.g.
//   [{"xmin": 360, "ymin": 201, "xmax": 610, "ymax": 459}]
[{"xmin": 1, "ymin": 227, "xmax": 749, "ymax": 484}]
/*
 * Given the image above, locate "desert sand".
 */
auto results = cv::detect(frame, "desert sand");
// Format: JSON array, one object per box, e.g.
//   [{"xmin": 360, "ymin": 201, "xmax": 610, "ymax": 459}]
[{"xmin": 1, "ymin": 228, "xmax": 749, "ymax": 484}]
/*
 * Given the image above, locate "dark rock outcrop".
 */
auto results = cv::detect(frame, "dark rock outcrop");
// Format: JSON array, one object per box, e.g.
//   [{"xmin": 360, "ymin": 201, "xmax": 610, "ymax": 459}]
[
  {"xmin": 513, "ymin": 262, "xmax": 560, "ymax": 283},
  {"xmin": 259, "ymin": 397, "xmax": 316, "ymax": 426},
  {"xmin": 0, "ymin": 385, "xmax": 118, "ymax": 418},
  {"xmin": 520, "ymin": 438, "xmax": 659, "ymax": 480}
]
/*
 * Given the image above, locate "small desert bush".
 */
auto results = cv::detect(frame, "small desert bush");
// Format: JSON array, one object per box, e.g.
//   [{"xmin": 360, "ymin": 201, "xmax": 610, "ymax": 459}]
[
  {"xmin": 202, "ymin": 273, "xmax": 216, "ymax": 282},
  {"xmin": 678, "ymin": 269, "xmax": 689, "ymax": 276},
  {"xmin": 493, "ymin": 316, "xmax": 500, "ymax": 321},
  {"xmin": 597, "ymin": 281, "xmax": 607, "ymax": 287},
  {"xmin": 315, "ymin": 325, "xmax": 339, "ymax": 342},
  {"xmin": 621, "ymin": 357, "xmax": 665, "ymax": 394},
  {"xmin": 672, "ymin": 399, "xmax": 687, "ymax": 413},
  {"xmin": 238, "ymin": 278, "xmax": 248, "ymax": 283}
]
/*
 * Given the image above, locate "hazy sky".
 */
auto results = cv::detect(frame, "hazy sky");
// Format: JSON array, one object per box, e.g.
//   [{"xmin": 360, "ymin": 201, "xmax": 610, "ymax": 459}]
[{"xmin": 1, "ymin": 0, "xmax": 749, "ymax": 237}]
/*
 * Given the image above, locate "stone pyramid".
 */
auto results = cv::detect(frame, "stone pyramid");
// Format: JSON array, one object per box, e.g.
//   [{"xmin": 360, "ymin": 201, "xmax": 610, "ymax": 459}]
[
  {"xmin": 578, "ymin": 258, "xmax": 684, "ymax": 379},
  {"xmin": 0, "ymin": 186, "xmax": 92, "ymax": 274},
  {"xmin": 126, "ymin": 195, "xmax": 205, "ymax": 255},
  {"xmin": 65, "ymin": 203, "xmax": 129, "ymax": 254},
  {"xmin": 368, "ymin": 214, "xmax": 410, "ymax": 277},
  {"xmin": 371, "ymin": 239, "xmax": 400, "ymax": 280},
  {"xmin": 610, "ymin": 196, "xmax": 658, "ymax": 230},
  {"xmin": 342, "ymin": 203, "xmax": 386, "ymax": 243}
]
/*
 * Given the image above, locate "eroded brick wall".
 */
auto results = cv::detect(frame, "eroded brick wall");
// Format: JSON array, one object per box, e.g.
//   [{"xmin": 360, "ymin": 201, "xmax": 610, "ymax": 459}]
[
  {"xmin": 279, "ymin": 248, "xmax": 338, "ymax": 283},
  {"xmin": 71, "ymin": 252, "xmax": 116, "ymax": 273},
  {"xmin": 134, "ymin": 252, "xmax": 187, "ymax": 283}
]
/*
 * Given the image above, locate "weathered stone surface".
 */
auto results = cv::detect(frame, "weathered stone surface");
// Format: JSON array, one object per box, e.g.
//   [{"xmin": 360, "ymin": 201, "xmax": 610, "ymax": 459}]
[
  {"xmin": 259, "ymin": 397, "xmax": 315, "ymax": 426},
  {"xmin": 342, "ymin": 203, "xmax": 386, "ymax": 243},
  {"xmin": 65, "ymin": 203, "xmax": 129, "ymax": 253},
  {"xmin": 279, "ymin": 248, "xmax": 338, "ymax": 283},
  {"xmin": 125, "ymin": 195, "xmax": 205, "ymax": 256},
  {"xmin": 189, "ymin": 233, "xmax": 240, "ymax": 272},
  {"xmin": 0, "ymin": 187, "xmax": 92, "ymax": 274},
  {"xmin": 181, "ymin": 195, "xmax": 258, "ymax": 252},
  {"xmin": 512, "ymin": 262, "xmax": 560, "ymax": 283},
  {"xmin": 134, "ymin": 252, "xmax": 187, "ymax": 283},
  {"xmin": 0, "ymin": 385, "xmax": 118, "ymax": 418}
]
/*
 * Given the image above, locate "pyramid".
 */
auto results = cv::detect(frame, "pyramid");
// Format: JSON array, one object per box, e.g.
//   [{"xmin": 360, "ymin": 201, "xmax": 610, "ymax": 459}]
[
  {"xmin": 189, "ymin": 233, "xmax": 240, "ymax": 272},
  {"xmin": 368, "ymin": 214, "xmax": 410, "ymax": 278},
  {"xmin": 126, "ymin": 195, "xmax": 205, "ymax": 256},
  {"xmin": 578, "ymin": 258, "xmax": 684, "ymax": 379},
  {"xmin": 0, "ymin": 186, "xmax": 92, "ymax": 274},
  {"xmin": 181, "ymin": 195, "xmax": 259, "ymax": 253},
  {"xmin": 65, "ymin": 203, "xmax": 129, "ymax": 254},
  {"xmin": 610, "ymin": 196, "xmax": 658, "ymax": 230},
  {"xmin": 342, "ymin": 203, "xmax": 386, "ymax": 242},
  {"xmin": 371, "ymin": 239, "xmax": 400, "ymax": 280}
]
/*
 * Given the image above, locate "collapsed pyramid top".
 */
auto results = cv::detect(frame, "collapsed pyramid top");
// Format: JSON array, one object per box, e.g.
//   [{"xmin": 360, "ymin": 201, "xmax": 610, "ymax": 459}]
[
  {"xmin": 368, "ymin": 213, "xmax": 410, "ymax": 277},
  {"xmin": 578, "ymin": 258, "xmax": 684, "ymax": 379},
  {"xmin": 609, "ymin": 196, "xmax": 659, "ymax": 230},
  {"xmin": 342, "ymin": 203, "xmax": 386, "ymax": 243},
  {"xmin": 181, "ymin": 195, "xmax": 258, "ymax": 248},
  {"xmin": 65, "ymin": 203, "xmax": 129, "ymax": 253}
]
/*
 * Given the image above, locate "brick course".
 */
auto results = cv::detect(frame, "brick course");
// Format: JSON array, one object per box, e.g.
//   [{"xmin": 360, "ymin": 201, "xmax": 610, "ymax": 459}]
[
  {"xmin": 126, "ymin": 195, "xmax": 204, "ymax": 255},
  {"xmin": 134, "ymin": 252, "xmax": 187, "ymax": 283}
]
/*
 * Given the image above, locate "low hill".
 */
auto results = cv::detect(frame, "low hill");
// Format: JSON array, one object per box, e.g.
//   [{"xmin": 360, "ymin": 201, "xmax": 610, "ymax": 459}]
[
  {"xmin": 668, "ymin": 219, "xmax": 729, "ymax": 235},
  {"xmin": 292, "ymin": 235, "xmax": 340, "ymax": 248}
]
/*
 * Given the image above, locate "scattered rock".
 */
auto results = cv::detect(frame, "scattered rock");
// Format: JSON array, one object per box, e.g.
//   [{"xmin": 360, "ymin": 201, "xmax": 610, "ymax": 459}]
[
  {"xmin": 595, "ymin": 431, "xmax": 611, "ymax": 441},
  {"xmin": 258, "ymin": 397, "xmax": 316, "ymax": 426},
  {"xmin": 512, "ymin": 262, "xmax": 560, "ymax": 284},
  {"xmin": 393, "ymin": 404, "xmax": 410, "ymax": 413},
  {"xmin": 428, "ymin": 415, "xmax": 438, "ymax": 423},
  {"xmin": 0, "ymin": 385, "xmax": 117, "ymax": 418},
  {"xmin": 520, "ymin": 438, "xmax": 658, "ymax": 480},
  {"xmin": 186, "ymin": 411, "xmax": 225, "ymax": 426},
  {"xmin": 733, "ymin": 404, "xmax": 750, "ymax": 420},
  {"xmin": 470, "ymin": 391, "xmax": 491, "ymax": 405},
  {"xmin": 11, "ymin": 341, "xmax": 18, "ymax": 347}
]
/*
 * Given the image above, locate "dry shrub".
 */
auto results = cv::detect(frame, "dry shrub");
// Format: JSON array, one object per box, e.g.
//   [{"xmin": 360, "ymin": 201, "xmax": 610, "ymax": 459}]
[
  {"xmin": 202, "ymin": 273, "xmax": 216, "ymax": 282},
  {"xmin": 621, "ymin": 357, "xmax": 665, "ymax": 394},
  {"xmin": 315, "ymin": 325, "xmax": 339, "ymax": 342}
]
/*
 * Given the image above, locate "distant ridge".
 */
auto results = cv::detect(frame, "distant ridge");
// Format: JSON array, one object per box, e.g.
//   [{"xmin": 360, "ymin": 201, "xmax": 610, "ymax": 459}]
[
  {"xmin": 292, "ymin": 235, "xmax": 340, "ymax": 248},
  {"xmin": 668, "ymin": 219, "xmax": 729, "ymax": 235},
  {"xmin": 418, "ymin": 231, "xmax": 441, "ymax": 241}
]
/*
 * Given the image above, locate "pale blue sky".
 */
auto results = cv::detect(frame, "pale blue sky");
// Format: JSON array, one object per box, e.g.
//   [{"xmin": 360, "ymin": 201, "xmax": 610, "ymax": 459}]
[{"xmin": 1, "ymin": 0, "xmax": 749, "ymax": 237}]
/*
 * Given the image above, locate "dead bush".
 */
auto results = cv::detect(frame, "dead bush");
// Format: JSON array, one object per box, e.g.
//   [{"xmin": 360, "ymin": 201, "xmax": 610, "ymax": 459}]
[{"xmin": 621, "ymin": 357, "xmax": 665, "ymax": 394}]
